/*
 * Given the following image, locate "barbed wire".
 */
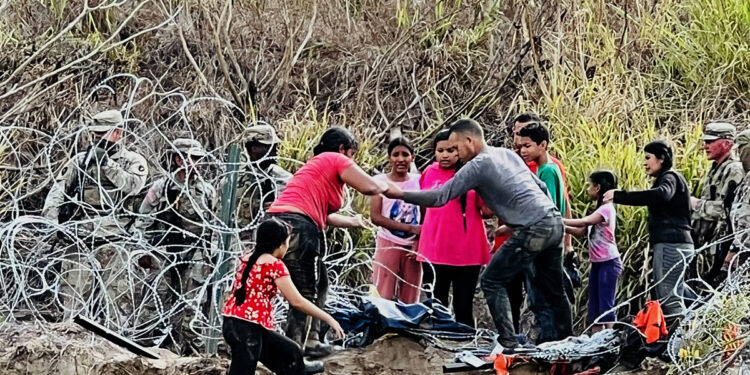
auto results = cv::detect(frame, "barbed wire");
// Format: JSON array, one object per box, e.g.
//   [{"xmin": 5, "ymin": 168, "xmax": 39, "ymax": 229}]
[{"xmin": 2, "ymin": 75, "xmax": 750, "ymax": 372}]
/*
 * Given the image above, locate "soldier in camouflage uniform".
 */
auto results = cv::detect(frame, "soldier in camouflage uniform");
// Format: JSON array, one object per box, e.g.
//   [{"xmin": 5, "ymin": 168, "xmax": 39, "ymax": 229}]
[
  {"xmin": 235, "ymin": 123, "xmax": 292, "ymax": 230},
  {"xmin": 43, "ymin": 109, "xmax": 149, "ymax": 322},
  {"xmin": 690, "ymin": 122, "xmax": 745, "ymax": 284},
  {"xmin": 725, "ymin": 129, "xmax": 750, "ymax": 270},
  {"xmin": 134, "ymin": 138, "xmax": 216, "ymax": 354}
]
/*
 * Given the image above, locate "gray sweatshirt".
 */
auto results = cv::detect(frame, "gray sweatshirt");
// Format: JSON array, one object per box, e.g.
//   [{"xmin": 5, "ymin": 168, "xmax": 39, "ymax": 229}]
[{"xmin": 404, "ymin": 146, "xmax": 557, "ymax": 228}]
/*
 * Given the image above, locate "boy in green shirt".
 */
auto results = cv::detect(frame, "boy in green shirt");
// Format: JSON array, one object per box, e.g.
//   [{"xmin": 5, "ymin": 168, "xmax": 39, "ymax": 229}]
[{"xmin": 516, "ymin": 122, "xmax": 566, "ymax": 215}]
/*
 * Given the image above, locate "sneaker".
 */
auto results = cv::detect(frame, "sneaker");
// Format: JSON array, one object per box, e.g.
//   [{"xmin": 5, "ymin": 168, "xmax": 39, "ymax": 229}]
[
  {"xmin": 304, "ymin": 359, "xmax": 324, "ymax": 374},
  {"xmin": 304, "ymin": 342, "xmax": 334, "ymax": 358}
]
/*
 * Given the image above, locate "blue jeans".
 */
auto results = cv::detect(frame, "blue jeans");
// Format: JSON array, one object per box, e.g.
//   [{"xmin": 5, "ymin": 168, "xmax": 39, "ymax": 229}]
[{"xmin": 480, "ymin": 211, "xmax": 572, "ymax": 346}]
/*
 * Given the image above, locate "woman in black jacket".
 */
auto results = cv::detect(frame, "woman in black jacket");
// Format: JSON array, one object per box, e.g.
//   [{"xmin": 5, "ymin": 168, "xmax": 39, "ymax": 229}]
[{"xmin": 603, "ymin": 140, "xmax": 694, "ymax": 317}]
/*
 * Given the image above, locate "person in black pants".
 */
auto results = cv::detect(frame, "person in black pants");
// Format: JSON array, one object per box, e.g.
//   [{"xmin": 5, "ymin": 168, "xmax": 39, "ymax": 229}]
[
  {"xmin": 422, "ymin": 264, "xmax": 482, "ymax": 326},
  {"xmin": 222, "ymin": 219, "xmax": 344, "ymax": 375}
]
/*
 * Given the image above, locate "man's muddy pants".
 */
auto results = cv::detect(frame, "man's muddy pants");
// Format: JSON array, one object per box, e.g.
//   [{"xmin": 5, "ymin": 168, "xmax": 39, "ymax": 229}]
[
  {"xmin": 223, "ymin": 317, "xmax": 304, "ymax": 375},
  {"xmin": 267, "ymin": 213, "xmax": 328, "ymax": 349},
  {"xmin": 480, "ymin": 211, "xmax": 572, "ymax": 347}
]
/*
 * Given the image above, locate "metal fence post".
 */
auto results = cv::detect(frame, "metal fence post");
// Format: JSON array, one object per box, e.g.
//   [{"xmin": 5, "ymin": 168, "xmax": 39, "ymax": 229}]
[{"xmin": 206, "ymin": 144, "xmax": 241, "ymax": 354}]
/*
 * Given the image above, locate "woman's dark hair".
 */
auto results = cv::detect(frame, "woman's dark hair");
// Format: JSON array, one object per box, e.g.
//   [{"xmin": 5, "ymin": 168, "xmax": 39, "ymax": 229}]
[
  {"xmin": 312, "ymin": 126, "xmax": 359, "ymax": 155},
  {"xmin": 589, "ymin": 170, "xmax": 618, "ymax": 207},
  {"xmin": 644, "ymin": 140, "xmax": 673, "ymax": 171},
  {"xmin": 234, "ymin": 218, "xmax": 290, "ymax": 305},
  {"xmin": 387, "ymin": 137, "xmax": 414, "ymax": 155}
]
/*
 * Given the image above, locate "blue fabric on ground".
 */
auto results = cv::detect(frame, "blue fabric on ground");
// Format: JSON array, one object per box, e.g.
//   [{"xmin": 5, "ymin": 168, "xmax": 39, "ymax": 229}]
[{"xmin": 331, "ymin": 297, "xmax": 475, "ymax": 347}]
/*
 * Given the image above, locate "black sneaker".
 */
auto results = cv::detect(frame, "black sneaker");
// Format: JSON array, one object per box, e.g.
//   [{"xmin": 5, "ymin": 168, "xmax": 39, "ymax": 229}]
[
  {"xmin": 304, "ymin": 359, "xmax": 324, "ymax": 374},
  {"xmin": 304, "ymin": 342, "xmax": 334, "ymax": 358}
]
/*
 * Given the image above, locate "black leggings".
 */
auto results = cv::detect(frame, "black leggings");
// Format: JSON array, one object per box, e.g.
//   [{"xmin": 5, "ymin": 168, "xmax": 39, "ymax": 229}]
[
  {"xmin": 222, "ymin": 317, "xmax": 304, "ymax": 375},
  {"xmin": 422, "ymin": 263, "xmax": 481, "ymax": 327}
]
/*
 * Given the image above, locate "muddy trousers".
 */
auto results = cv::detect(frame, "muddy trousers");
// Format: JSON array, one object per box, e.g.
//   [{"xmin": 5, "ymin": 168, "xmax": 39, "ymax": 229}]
[
  {"xmin": 223, "ymin": 317, "xmax": 304, "ymax": 375},
  {"xmin": 284, "ymin": 253, "xmax": 328, "ymax": 348},
  {"xmin": 268, "ymin": 212, "xmax": 328, "ymax": 349},
  {"xmin": 480, "ymin": 212, "xmax": 572, "ymax": 346}
]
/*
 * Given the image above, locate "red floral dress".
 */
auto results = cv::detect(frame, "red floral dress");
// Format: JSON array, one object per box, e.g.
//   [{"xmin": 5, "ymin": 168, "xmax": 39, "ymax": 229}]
[{"xmin": 222, "ymin": 258, "xmax": 290, "ymax": 329}]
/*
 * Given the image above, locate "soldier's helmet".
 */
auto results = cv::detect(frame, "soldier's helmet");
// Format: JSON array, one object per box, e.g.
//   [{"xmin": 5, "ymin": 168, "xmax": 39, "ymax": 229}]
[
  {"xmin": 702, "ymin": 121, "xmax": 737, "ymax": 141},
  {"xmin": 736, "ymin": 129, "xmax": 750, "ymax": 150},
  {"xmin": 171, "ymin": 138, "xmax": 208, "ymax": 158},
  {"xmin": 87, "ymin": 110, "xmax": 124, "ymax": 132},
  {"xmin": 243, "ymin": 121, "xmax": 281, "ymax": 145}
]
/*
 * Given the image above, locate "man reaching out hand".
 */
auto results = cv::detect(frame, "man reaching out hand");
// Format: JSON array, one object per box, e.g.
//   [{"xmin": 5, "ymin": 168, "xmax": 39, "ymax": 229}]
[{"xmin": 384, "ymin": 118, "xmax": 572, "ymax": 353}]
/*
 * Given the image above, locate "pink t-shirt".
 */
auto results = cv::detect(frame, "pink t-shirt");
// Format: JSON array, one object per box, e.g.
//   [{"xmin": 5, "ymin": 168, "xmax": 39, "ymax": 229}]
[
  {"xmin": 588, "ymin": 203, "xmax": 620, "ymax": 262},
  {"xmin": 417, "ymin": 163, "xmax": 490, "ymax": 266},
  {"xmin": 374, "ymin": 173, "xmax": 421, "ymax": 246},
  {"xmin": 268, "ymin": 152, "xmax": 355, "ymax": 229}
]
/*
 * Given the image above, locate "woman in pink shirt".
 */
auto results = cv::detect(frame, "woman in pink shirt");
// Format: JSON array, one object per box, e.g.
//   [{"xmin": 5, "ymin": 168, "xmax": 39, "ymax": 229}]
[
  {"xmin": 267, "ymin": 127, "xmax": 389, "ymax": 357},
  {"xmin": 371, "ymin": 137, "xmax": 422, "ymax": 303},
  {"xmin": 418, "ymin": 130, "xmax": 491, "ymax": 327}
]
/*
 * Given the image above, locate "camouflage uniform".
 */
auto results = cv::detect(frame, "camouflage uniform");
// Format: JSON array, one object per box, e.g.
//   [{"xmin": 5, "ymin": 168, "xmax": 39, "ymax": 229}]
[
  {"xmin": 134, "ymin": 138, "xmax": 216, "ymax": 352},
  {"xmin": 691, "ymin": 122, "xmax": 745, "ymax": 282},
  {"xmin": 42, "ymin": 110, "xmax": 148, "ymax": 323},
  {"xmin": 730, "ymin": 130, "xmax": 750, "ymax": 255},
  {"xmin": 234, "ymin": 124, "xmax": 292, "ymax": 230}
]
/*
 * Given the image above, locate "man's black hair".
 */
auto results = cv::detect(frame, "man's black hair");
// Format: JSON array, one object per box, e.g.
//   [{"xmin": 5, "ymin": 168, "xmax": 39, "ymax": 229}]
[
  {"xmin": 448, "ymin": 118, "xmax": 484, "ymax": 139},
  {"xmin": 517, "ymin": 122, "xmax": 550, "ymax": 146}
]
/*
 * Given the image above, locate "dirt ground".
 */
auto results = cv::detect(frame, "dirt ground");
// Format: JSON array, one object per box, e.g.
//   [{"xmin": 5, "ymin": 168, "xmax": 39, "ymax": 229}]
[
  {"xmin": 0, "ymin": 320, "xmax": 673, "ymax": 375},
  {"xmin": 0, "ymin": 321, "xmax": 226, "ymax": 375}
]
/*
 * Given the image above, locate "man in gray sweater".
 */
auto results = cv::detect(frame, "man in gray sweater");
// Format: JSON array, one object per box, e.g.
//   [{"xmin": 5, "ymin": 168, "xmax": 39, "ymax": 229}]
[{"xmin": 384, "ymin": 119, "xmax": 572, "ymax": 351}]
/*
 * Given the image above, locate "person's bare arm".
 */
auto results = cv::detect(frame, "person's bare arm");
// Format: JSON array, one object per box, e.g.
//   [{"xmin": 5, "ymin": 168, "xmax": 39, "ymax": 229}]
[
  {"xmin": 326, "ymin": 213, "xmax": 372, "ymax": 229},
  {"xmin": 479, "ymin": 204, "xmax": 495, "ymax": 219},
  {"xmin": 495, "ymin": 225, "xmax": 512, "ymax": 237},
  {"xmin": 370, "ymin": 193, "xmax": 420, "ymax": 234},
  {"xmin": 564, "ymin": 212, "xmax": 605, "ymax": 227},
  {"xmin": 276, "ymin": 276, "xmax": 344, "ymax": 338},
  {"xmin": 564, "ymin": 196, "xmax": 573, "ymax": 252},
  {"xmin": 340, "ymin": 165, "xmax": 388, "ymax": 195},
  {"xmin": 565, "ymin": 225, "xmax": 587, "ymax": 236}
]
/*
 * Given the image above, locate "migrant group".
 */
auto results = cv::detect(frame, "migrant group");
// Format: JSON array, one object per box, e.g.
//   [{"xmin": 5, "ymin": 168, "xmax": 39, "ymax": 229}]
[{"xmin": 43, "ymin": 110, "xmax": 750, "ymax": 375}]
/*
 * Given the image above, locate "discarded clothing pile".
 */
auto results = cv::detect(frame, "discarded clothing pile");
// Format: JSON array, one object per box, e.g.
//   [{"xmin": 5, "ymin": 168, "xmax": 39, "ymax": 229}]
[
  {"xmin": 331, "ymin": 296, "xmax": 476, "ymax": 347},
  {"xmin": 531, "ymin": 329, "xmax": 621, "ymax": 362}
]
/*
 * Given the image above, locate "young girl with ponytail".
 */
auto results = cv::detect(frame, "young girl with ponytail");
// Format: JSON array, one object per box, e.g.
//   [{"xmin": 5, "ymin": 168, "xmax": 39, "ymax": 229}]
[
  {"xmin": 564, "ymin": 170, "xmax": 622, "ymax": 332},
  {"xmin": 222, "ymin": 219, "xmax": 344, "ymax": 375}
]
